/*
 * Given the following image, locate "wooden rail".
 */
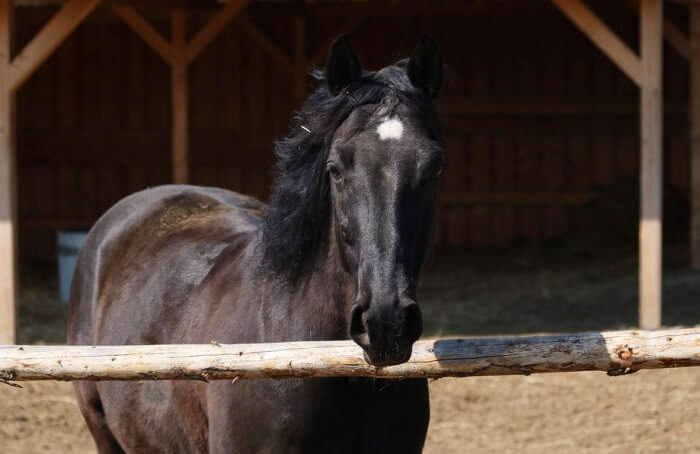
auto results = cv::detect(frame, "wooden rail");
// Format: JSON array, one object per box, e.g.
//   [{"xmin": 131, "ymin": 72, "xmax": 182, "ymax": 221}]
[{"xmin": 1, "ymin": 328, "xmax": 699, "ymax": 384}]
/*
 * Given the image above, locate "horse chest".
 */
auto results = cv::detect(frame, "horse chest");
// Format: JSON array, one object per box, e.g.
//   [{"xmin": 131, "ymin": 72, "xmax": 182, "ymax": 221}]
[{"xmin": 206, "ymin": 378, "xmax": 429, "ymax": 453}]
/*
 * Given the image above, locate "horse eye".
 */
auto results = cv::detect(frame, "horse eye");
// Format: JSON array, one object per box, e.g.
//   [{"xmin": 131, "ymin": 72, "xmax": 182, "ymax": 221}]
[
  {"xmin": 425, "ymin": 164, "xmax": 443, "ymax": 181},
  {"xmin": 328, "ymin": 164, "xmax": 342, "ymax": 182}
]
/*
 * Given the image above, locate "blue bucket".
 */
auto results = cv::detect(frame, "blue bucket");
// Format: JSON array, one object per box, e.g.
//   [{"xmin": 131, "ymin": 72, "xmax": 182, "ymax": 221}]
[{"xmin": 57, "ymin": 231, "xmax": 88, "ymax": 303}]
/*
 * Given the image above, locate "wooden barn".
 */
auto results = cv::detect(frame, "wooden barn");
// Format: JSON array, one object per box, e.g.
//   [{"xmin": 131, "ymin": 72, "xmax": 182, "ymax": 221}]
[{"xmin": 0, "ymin": 0, "xmax": 695, "ymax": 343}]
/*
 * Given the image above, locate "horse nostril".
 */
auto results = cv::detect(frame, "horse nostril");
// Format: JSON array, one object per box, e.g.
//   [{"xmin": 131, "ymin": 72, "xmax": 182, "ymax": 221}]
[
  {"xmin": 349, "ymin": 304, "xmax": 370, "ymax": 349},
  {"xmin": 402, "ymin": 302, "xmax": 423, "ymax": 343}
]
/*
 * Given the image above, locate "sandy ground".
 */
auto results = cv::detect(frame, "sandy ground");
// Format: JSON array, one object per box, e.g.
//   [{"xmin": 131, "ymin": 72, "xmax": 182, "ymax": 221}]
[
  {"xmin": 425, "ymin": 369, "xmax": 700, "ymax": 453},
  {"xmin": 0, "ymin": 381, "xmax": 94, "ymax": 454},
  {"xmin": 3, "ymin": 369, "xmax": 700, "ymax": 453},
  {"xmin": 3, "ymin": 242, "xmax": 700, "ymax": 453}
]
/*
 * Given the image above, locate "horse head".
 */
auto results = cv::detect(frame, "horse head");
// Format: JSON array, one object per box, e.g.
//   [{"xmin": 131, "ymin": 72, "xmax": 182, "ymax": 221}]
[
  {"xmin": 325, "ymin": 36, "xmax": 444, "ymax": 366},
  {"xmin": 263, "ymin": 35, "xmax": 444, "ymax": 367}
]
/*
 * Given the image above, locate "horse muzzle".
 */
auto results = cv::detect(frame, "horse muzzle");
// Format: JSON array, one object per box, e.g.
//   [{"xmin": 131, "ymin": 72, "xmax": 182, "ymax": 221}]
[{"xmin": 349, "ymin": 299, "xmax": 423, "ymax": 367}]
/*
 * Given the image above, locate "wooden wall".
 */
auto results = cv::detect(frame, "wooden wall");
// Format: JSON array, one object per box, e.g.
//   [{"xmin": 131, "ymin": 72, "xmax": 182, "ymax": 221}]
[{"xmin": 13, "ymin": 1, "xmax": 691, "ymax": 260}]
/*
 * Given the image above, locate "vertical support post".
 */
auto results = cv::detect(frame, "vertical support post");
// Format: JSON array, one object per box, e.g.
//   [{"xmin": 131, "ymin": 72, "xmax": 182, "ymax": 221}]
[
  {"xmin": 639, "ymin": 0, "xmax": 663, "ymax": 329},
  {"xmin": 691, "ymin": 3, "xmax": 700, "ymax": 269},
  {"xmin": 293, "ymin": 15, "xmax": 306, "ymax": 102},
  {"xmin": 0, "ymin": 0, "xmax": 16, "ymax": 344},
  {"xmin": 171, "ymin": 9, "xmax": 188, "ymax": 184}
]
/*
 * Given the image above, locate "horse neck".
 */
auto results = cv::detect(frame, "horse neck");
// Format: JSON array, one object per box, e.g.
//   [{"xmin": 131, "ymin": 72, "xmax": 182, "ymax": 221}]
[{"xmin": 288, "ymin": 231, "xmax": 355, "ymax": 340}]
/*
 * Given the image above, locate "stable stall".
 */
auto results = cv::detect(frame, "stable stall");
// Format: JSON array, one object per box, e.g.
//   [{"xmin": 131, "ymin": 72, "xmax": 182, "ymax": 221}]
[{"xmin": 0, "ymin": 0, "xmax": 693, "ymax": 343}]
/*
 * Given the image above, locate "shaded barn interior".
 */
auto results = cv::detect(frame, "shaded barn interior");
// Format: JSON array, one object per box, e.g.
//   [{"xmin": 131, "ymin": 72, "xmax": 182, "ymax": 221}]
[{"xmin": 14, "ymin": 1, "xmax": 690, "ymax": 264}]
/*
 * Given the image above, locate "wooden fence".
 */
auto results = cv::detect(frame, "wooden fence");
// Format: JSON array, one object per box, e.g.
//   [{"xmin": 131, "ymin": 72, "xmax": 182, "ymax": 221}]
[{"xmin": 1, "ymin": 328, "xmax": 699, "ymax": 386}]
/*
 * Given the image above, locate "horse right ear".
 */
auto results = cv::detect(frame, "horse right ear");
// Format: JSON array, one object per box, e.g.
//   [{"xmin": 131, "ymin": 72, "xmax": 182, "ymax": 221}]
[{"xmin": 326, "ymin": 34, "xmax": 362, "ymax": 96}]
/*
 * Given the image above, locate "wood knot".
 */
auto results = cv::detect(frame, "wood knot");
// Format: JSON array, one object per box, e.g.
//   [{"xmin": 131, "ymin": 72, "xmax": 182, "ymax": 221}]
[
  {"xmin": 0, "ymin": 370, "xmax": 15, "ymax": 380},
  {"xmin": 549, "ymin": 345, "xmax": 572, "ymax": 354},
  {"xmin": 0, "ymin": 370, "xmax": 21, "ymax": 388},
  {"xmin": 607, "ymin": 366, "xmax": 638, "ymax": 376},
  {"xmin": 615, "ymin": 345, "xmax": 633, "ymax": 360}
]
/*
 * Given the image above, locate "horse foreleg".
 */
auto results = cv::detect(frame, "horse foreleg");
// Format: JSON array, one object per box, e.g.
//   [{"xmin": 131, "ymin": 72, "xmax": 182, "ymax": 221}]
[{"xmin": 73, "ymin": 383, "xmax": 125, "ymax": 454}]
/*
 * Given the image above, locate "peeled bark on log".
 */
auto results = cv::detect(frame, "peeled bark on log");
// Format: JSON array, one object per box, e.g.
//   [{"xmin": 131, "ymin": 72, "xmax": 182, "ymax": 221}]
[{"xmin": 1, "ymin": 328, "xmax": 700, "ymax": 383}]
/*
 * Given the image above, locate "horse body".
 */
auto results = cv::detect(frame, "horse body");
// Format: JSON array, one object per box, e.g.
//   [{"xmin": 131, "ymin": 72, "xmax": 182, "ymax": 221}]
[
  {"xmin": 69, "ymin": 185, "xmax": 428, "ymax": 453},
  {"xmin": 69, "ymin": 35, "xmax": 443, "ymax": 453}
]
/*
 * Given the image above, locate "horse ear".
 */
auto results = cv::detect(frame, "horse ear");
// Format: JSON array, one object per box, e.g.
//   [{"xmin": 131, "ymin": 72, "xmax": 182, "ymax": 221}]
[
  {"xmin": 326, "ymin": 34, "xmax": 362, "ymax": 96},
  {"xmin": 407, "ymin": 35, "xmax": 443, "ymax": 98}
]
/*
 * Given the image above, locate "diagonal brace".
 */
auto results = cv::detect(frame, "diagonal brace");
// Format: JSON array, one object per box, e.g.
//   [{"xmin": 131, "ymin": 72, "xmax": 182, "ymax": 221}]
[
  {"xmin": 9, "ymin": 0, "xmax": 101, "ymax": 92},
  {"xmin": 552, "ymin": 0, "xmax": 642, "ymax": 87}
]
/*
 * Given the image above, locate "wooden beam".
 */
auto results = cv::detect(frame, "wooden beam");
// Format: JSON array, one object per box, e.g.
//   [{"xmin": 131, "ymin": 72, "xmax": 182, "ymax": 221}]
[
  {"xmin": 185, "ymin": 0, "xmax": 249, "ymax": 64},
  {"xmin": 233, "ymin": 14, "xmax": 294, "ymax": 73},
  {"xmin": 439, "ymin": 98, "xmax": 687, "ymax": 116},
  {"xmin": 110, "ymin": 5, "xmax": 173, "ymax": 64},
  {"xmin": 220, "ymin": 1, "xmax": 484, "ymax": 18},
  {"xmin": 439, "ymin": 192, "xmax": 596, "ymax": 206},
  {"xmin": 663, "ymin": 16, "xmax": 691, "ymax": 60},
  {"xmin": 639, "ymin": 0, "xmax": 663, "ymax": 329},
  {"xmin": 3, "ymin": 328, "xmax": 700, "ymax": 382},
  {"xmin": 171, "ymin": 9, "xmax": 188, "ymax": 184},
  {"xmin": 8, "ymin": 0, "xmax": 100, "ymax": 92},
  {"xmin": 551, "ymin": 0, "xmax": 642, "ymax": 87},
  {"xmin": 0, "ymin": 0, "xmax": 16, "ymax": 345},
  {"xmin": 691, "ymin": 3, "xmax": 700, "ymax": 268},
  {"xmin": 293, "ymin": 15, "xmax": 306, "ymax": 101}
]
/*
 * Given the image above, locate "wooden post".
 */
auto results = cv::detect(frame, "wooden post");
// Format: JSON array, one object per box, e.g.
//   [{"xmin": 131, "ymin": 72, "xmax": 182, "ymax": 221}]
[
  {"xmin": 551, "ymin": 0, "xmax": 666, "ymax": 328},
  {"xmin": 639, "ymin": 0, "xmax": 663, "ymax": 329},
  {"xmin": 0, "ymin": 0, "xmax": 16, "ymax": 345},
  {"xmin": 691, "ymin": 2, "xmax": 700, "ymax": 269},
  {"xmin": 171, "ymin": 9, "xmax": 188, "ymax": 184},
  {"xmin": 0, "ymin": 0, "xmax": 99, "ymax": 344}
]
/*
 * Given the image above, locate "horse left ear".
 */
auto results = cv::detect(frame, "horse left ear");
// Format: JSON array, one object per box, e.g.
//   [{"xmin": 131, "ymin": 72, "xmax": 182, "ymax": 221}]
[{"xmin": 407, "ymin": 35, "xmax": 443, "ymax": 98}]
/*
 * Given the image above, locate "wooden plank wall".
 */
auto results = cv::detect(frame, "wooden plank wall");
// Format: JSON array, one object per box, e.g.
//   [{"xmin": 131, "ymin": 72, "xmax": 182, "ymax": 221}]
[{"xmin": 13, "ymin": 2, "xmax": 690, "ymax": 260}]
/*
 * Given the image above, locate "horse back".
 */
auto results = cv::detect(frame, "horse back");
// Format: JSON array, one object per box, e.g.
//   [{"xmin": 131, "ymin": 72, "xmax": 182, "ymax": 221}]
[{"xmin": 67, "ymin": 184, "xmax": 264, "ymax": 346}]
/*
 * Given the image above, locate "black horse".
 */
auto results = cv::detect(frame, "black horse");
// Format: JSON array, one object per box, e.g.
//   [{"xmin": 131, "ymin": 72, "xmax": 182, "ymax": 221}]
[{"xmin": 68, "ymin": 35, "xmax": 444, "ymax": 453}]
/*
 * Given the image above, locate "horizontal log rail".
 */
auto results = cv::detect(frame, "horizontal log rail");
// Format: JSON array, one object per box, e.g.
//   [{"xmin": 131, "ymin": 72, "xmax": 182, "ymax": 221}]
[{"xmin": 1, "ymin": 328, "xmax": 699, "ymax": 385}]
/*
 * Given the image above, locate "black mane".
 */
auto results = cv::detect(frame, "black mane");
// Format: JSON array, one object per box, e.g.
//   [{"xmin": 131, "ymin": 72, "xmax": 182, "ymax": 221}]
[{"xmin": 259, "ymin": 61, "xmax": 440, "ymax": 286}]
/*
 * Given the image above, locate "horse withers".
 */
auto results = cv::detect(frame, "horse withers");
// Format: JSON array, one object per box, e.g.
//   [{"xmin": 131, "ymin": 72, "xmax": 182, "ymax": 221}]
[{"xmin": 68, "ymin": 35, "xmax": 444, "ymax": 453}]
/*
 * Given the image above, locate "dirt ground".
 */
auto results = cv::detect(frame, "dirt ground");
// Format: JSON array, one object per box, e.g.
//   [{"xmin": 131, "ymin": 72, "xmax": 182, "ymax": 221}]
[{"xmin": 3, "ymin": 241, "xmax": 700, "ymax": 453}]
